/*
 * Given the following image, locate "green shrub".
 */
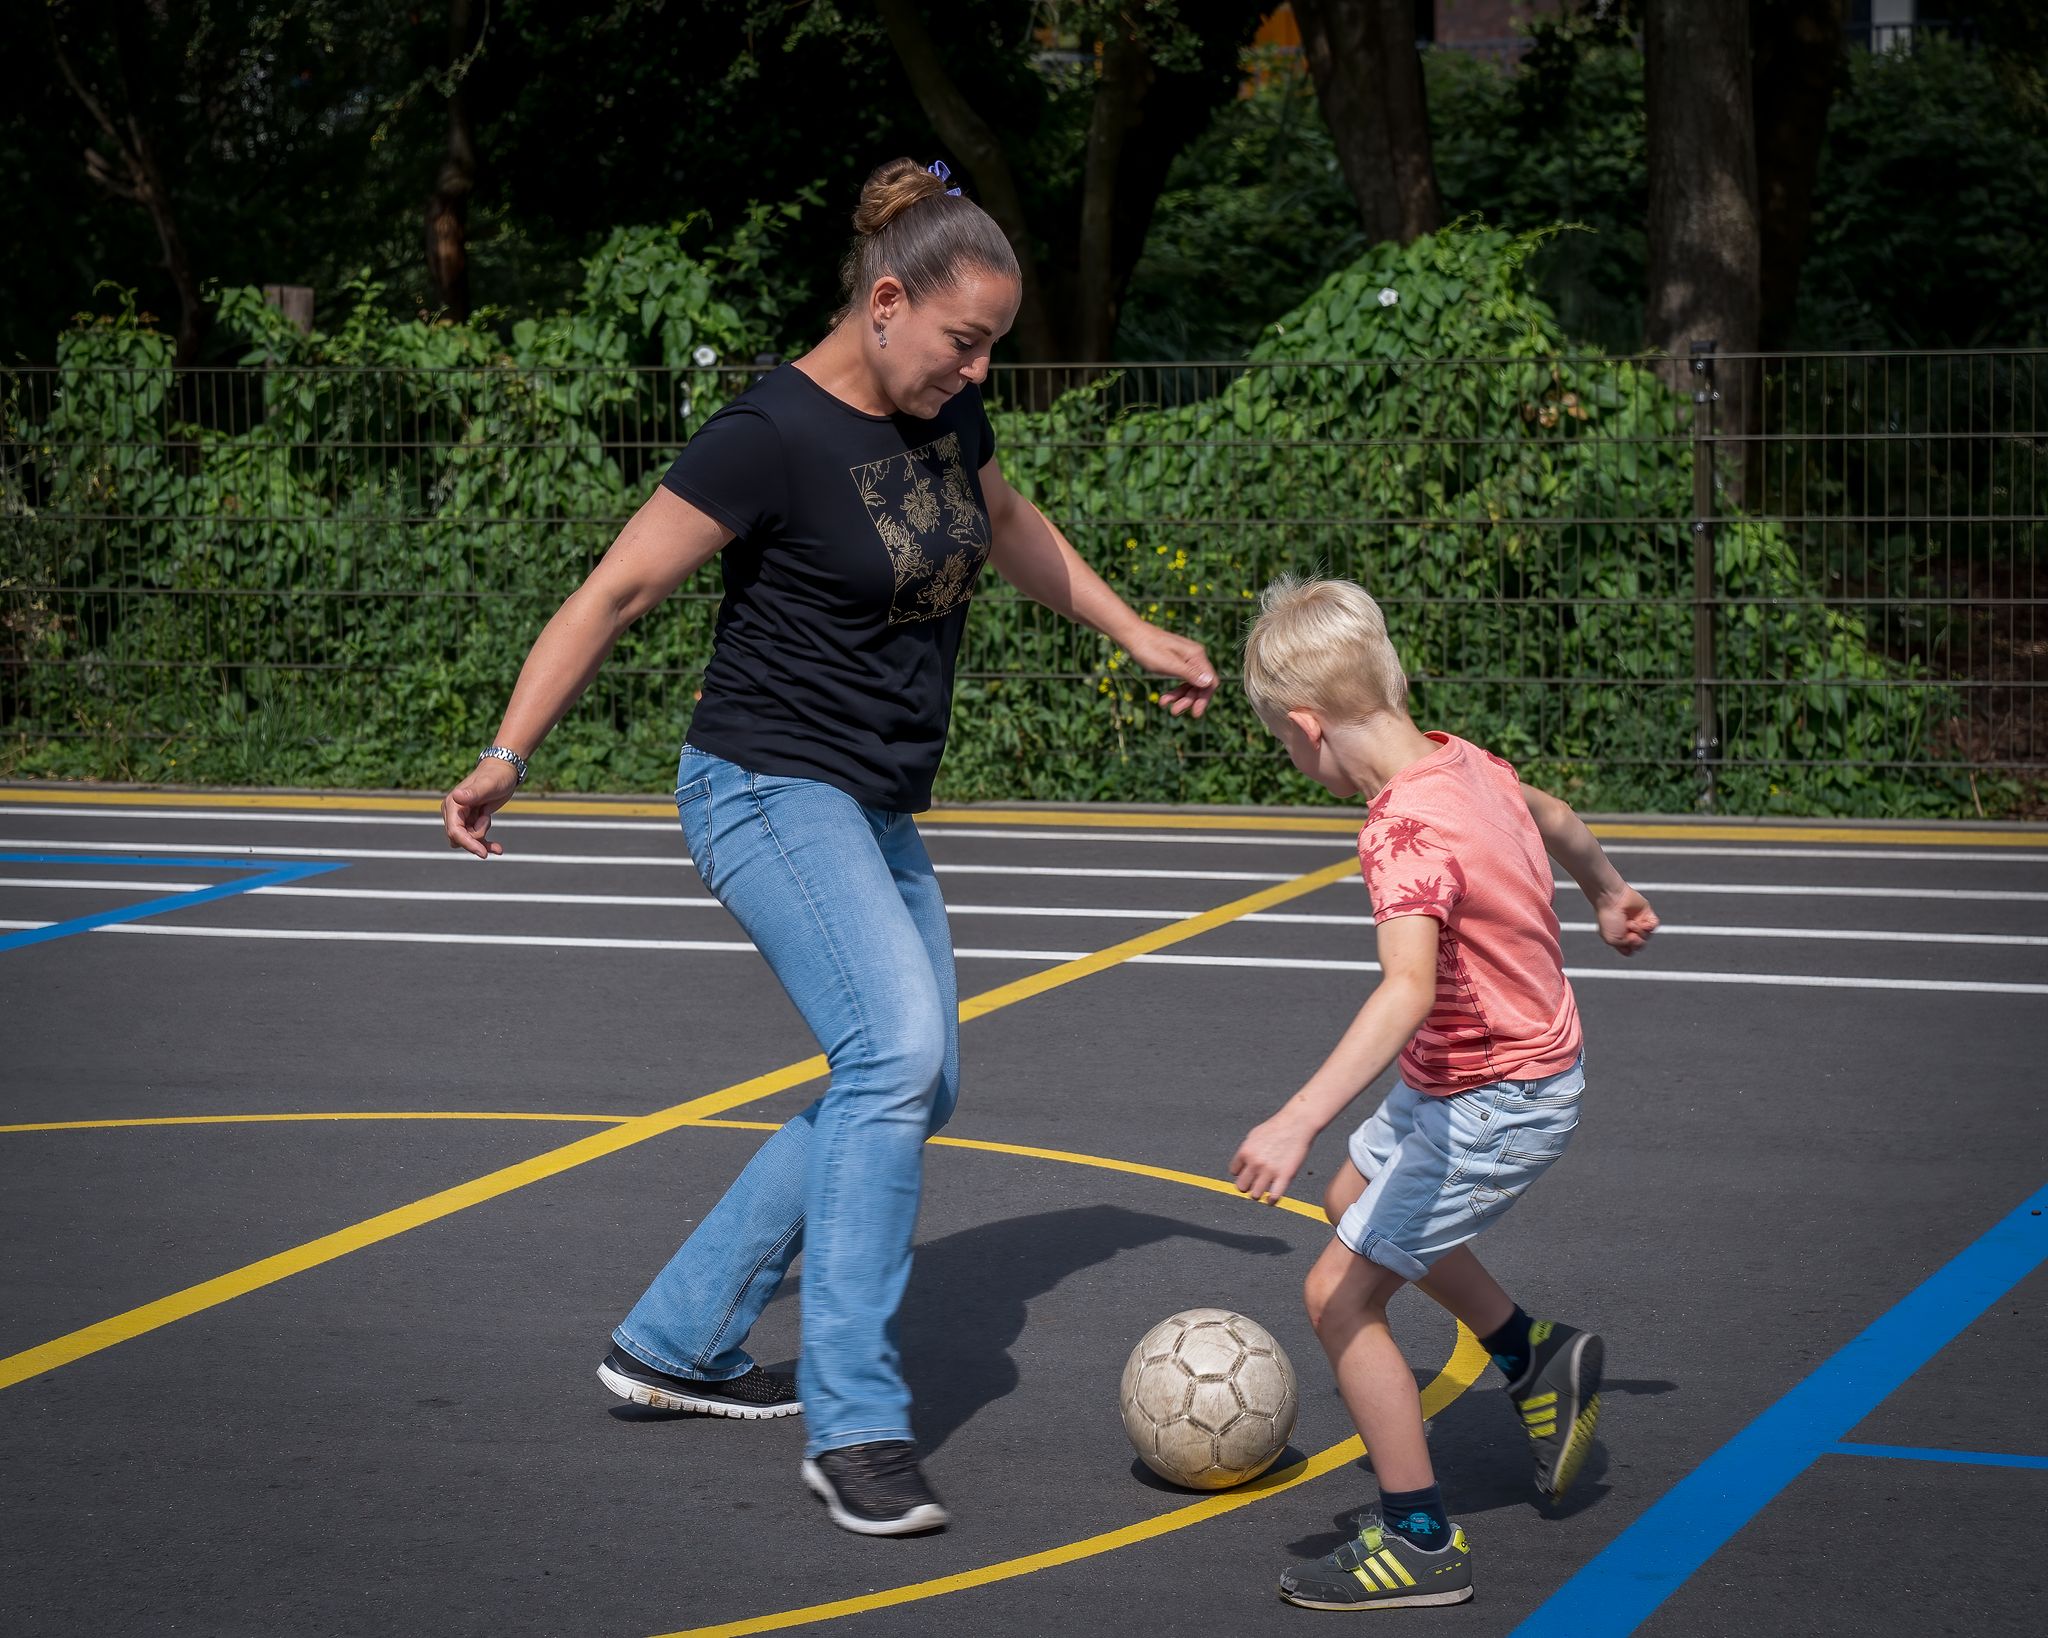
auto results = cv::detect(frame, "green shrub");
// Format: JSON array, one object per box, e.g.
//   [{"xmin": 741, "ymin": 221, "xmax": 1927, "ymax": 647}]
[{"xmin": 2, "ymin": 223, "xmax": 1981, "ymax": 815}]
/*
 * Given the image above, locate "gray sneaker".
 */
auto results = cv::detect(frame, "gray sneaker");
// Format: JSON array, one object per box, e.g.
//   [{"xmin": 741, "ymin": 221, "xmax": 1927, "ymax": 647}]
[
  {"xmin": 1278, "ymin": 1510, "xmax": 1474, "ymax": 1610},
  {"xmin": 802, "ymin": 1441, "xmax": 950, "ymax": 1536},
  {"xmin": 1507, "ymin": 1320, "xmax": 1602, "ymax": 1500}
]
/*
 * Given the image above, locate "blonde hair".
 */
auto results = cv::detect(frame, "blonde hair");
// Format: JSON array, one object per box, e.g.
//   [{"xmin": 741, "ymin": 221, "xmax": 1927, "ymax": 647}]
[
  {"xmin": 836, "ymin": 158, "xmax": 1020, "ymax": 321},
  {"xmin": 1241, "ymin": 575, "xmax": 1410, "ymax": 723}
]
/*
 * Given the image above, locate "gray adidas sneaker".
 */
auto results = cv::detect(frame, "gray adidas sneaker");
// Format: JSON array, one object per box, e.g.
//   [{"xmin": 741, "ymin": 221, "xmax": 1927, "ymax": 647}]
[
  {"xmin": 1507, "ymin": 1320, "xmax": 1603, "ymax": 1500},
  {"xmin": 1278, "ymin": 1510, "xmax": 1474, "ymax": 1610}
]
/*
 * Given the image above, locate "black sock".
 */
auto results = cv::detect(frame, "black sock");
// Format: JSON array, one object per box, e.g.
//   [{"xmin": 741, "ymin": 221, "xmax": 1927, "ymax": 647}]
[
  {"xmin": 1481, "ymin": 1306, "xmax": 1535, "ymax": 1385},
  {"xmin": 1378, "ymin": 1483, "xmax": 1451, "ymax": 1551}
]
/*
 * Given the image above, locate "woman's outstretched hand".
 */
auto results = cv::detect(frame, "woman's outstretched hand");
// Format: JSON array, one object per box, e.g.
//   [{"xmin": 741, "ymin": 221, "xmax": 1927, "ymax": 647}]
[
  {"xmin": 1129, "ymin": 627, "xmax": 1219, "ymax": 718},
  {"xmin": 442, "ymin": 757, "xmax": 521, "ymax": 859}
]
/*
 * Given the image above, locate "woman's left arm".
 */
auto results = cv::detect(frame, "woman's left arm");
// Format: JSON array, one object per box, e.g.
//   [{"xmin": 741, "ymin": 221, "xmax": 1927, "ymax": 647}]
[{"xmin": 980, "ymin": 460, "xmax": 1218, "ymax": 718}]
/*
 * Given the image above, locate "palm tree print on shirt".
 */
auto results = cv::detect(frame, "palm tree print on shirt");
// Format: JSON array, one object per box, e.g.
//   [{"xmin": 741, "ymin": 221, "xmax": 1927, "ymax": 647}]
[{"xmin": 851, "ymin": 431, "xmax": 992, "ymax": 625}]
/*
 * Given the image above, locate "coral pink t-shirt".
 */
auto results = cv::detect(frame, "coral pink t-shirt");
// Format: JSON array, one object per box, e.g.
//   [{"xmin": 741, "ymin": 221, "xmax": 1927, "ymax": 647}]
[{"xmin": 1358, "ymin": 732, "xmax": 1582, "ymax": 1095}]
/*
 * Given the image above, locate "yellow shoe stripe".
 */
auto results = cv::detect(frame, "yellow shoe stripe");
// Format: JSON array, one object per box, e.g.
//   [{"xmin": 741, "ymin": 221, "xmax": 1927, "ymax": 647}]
[
  {"xmin": 1521, "ymin": 1392, "xmax": 1558, "ymax": 1410},
  {"xmin": 1527, "ymin": 1420, "xmax": 1557, "ymax": 1437},
  {"xmin": 1352, "ymin": 1563, "xmax": 1388, "ymax": 1592},
  {"xmin": 1378, "ymin": 1551, "xmax": 1417, "ymax": 1588}
]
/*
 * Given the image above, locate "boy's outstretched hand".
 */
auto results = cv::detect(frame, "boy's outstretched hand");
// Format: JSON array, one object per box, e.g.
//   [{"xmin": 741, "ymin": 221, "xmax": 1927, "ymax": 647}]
[
  {"xmin": 1595, "ymin": 885, "xmax": 1660, "ymax": 956},
  {"xmin": 1231, "ymin": 1113, "xmax": 1314, "ymax": 1205}
]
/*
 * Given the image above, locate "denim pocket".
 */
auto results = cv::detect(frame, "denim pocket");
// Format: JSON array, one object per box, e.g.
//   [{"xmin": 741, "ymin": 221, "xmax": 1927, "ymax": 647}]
[
  {"xmin": 675, "ymin": 775, "xmax": 714, "ymax": 884},
  {"xmin": 1472, "ymin": 1114, "xmax": 1574, "ymax": 1209}
]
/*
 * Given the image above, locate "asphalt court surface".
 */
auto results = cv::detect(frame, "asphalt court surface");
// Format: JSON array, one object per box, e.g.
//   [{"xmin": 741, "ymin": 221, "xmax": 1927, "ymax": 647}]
[{"xmin": 2, "ymin": 788, "xmax": 2045, "ymax": 1637}]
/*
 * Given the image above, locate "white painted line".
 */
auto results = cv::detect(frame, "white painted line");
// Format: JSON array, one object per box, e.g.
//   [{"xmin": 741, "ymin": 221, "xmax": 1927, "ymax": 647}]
[
  {"xmin": 1561, "ymin": 921, "xmax": 2048, "ymax": 948},
  {"xmin": 1124, "ymin": 952, "xmax": 2048, "ymax": 995},
  {"xmin": 0, "ymin": 805, "xmax": 668, "ymax": 831},
  {"xmin": 0, "ymin": 836, "xmax": 1296, "ymax": 883},
  {"xmin": 7, "ymin": 876, "xmax": 2038, "ymax": 947},
  {"xmin": 0, "ymin": 920, "xmax": 759, "ymax": 954},
  {"xmin": 0, "ymin": 835, "xmax": 694, "ymax": 866},
  {"xmin": 0, "ymin": 806, "xmax": 1343, "ymax": 846},
  {"xmin": 242, "ymin": 889, "xmax": 1179, "ymax": 921},
  {"xmin": 1237, "ymin": 911, "xmax": 2048, "ymax": 948},
  {"xmin": 0, "ymin": 920, "xmax": 1053, "ymax": 962},
  {"xmin": 1596, "ymin": 844, "xmax": 2048, "ymax": 865},
  {"xmin": 8, "ymin": 917, "xmax": 2042, "ymax": 994},
  {"xmin": 0, "ymin": 879, "xmax": 1186, "ymax": 918},
  {"xmin": 940, "ymin": 863, "xmax": 1292, "ymax": 882},
  {"xmin": 1558, "ymin": 879, "xmax": 2048, "ymax": 904},
  {"xmin": 0, "ymin": 876, "xmax": 221, "ymax": 893}
]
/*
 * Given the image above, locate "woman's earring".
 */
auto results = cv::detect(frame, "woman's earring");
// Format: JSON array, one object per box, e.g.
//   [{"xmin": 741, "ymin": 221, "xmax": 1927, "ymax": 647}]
[{"xmin": 876, "ymin": 325, "xmax": 888, "ymax": 349}]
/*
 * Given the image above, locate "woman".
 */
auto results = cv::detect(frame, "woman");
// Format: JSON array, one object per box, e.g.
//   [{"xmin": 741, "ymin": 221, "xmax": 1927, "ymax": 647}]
[{"xmin": 440, "ymin": 158, "xmax": 1217, "ymax": 1536}]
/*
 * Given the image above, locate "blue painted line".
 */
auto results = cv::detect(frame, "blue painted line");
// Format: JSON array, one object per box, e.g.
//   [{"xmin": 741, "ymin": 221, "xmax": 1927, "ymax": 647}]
[
  {"xmin": 1833, "ymin": 1442, "xmax": 2048, "ymax": 1471},
  {"xmin": 1511, "ymin": 1180, "xmax": 2048, "ymax": 1638},
  {"xmin": 0, "ymin": 856, "xmax": 346, "ymax": 954}
]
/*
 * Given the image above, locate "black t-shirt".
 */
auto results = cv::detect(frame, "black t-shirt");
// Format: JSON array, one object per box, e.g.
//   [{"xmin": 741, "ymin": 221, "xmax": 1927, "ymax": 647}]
[{"xmin": 661, "ymin": 364, "xmax": 998, "ymax": 811}]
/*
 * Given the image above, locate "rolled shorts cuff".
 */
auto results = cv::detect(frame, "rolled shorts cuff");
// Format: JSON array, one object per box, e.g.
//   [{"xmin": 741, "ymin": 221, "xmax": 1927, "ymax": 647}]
[{"xmin": 1353, "ymin": 1227, "xmax": 1431, "ymax": 1282}]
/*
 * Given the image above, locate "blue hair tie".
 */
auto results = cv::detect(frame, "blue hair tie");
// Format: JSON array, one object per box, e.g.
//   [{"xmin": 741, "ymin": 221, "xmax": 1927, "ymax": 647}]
[{"xmin": 926, "ymin": 159, "xmax": 962, "ymax": 197}]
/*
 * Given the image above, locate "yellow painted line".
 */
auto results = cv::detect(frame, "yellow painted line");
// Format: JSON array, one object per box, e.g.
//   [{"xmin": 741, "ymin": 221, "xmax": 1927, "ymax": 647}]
[
  {"xmin": 692, "ymin": 1119, "xmax": 1328, "ymax": 1223},
  {"xmin": 955, "ymin": 857, "xmax": 1359, "ymax": 1022},
  {"xmin": 0, "ymin": 856, "xmax": 1354, "ymax": 1395},
  {"xmin": 0, "ymin": 787, "xmax": 459, "ymax": 814},
  {"xmin": 2, "ymin": 1101, "xmax": 1474, "ymax": 1635},
  {"xmin": 655, "ymin": 1325, "xmax": 1492, "ymax": 1638},
  {"xmin": 0, "ymin": 1112, "xmax": 633, "ymax": 1135},
  {"xmin": 8, "ymin": 784, "xmax": 2042, "ymax": 845}
]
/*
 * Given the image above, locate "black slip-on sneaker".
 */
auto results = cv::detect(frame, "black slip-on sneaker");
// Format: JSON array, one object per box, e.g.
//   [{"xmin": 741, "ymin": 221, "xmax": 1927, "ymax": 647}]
[{"xmin": 597, "ymin": 1346, "xmax": 801, "ymax": 1419}]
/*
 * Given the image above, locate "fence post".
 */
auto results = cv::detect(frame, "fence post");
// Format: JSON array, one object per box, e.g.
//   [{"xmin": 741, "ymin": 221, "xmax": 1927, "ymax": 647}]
[{"xmin": 1689, "ymin": 339, "xmax": 1720, "ymax": 812}]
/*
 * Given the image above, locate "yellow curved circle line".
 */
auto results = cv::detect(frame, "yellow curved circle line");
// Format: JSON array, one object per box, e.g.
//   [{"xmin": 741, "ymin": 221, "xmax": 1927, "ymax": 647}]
[
  {"xmin": 655, "ymin": 1331, "xmax": 1491, "ymax": 1638},
  {"xmin": 669, "ymin": 1115, "xmax": 1488, "ymax": 1638},
  {"xmin": 691, "ymin": 1117, "xmax": 1329, "ymax": 1224},
  {"xmin": 0, "ymin": 1104, "xmax": 1485, "ymax": 1635}
]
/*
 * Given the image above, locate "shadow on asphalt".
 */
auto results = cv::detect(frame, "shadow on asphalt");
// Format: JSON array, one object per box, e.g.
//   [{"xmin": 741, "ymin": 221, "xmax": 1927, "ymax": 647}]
[{"xmin": 901, "ymin": 1204, "xmax": 1295, "ymax": 1455}]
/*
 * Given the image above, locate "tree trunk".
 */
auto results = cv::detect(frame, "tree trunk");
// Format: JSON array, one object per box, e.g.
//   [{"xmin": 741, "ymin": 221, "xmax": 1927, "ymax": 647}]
[
  {"xmin": 1751, "ymin": 0, "xmax": 1847, "ymax": 347},
  {"xmin": 1074, "ymin": 25, "xmax": 1152, "ymax": 363},
  {"xmin": 1292, "ymin": 0, "xmax": 1442, "ymax": 245},
  {"xmin": 425, "ymin": 0, "xmax": 480, "ymax": 321},
  {"xmin": 872, "ymin": 0, "xmax": 1060, "ymax": 363},
  {"xmin": 1645, "ymin": 0, "xmax": 1760, "ymax": 489},
  {"xmin": 874, "ymin": 0, "xmax": 1259, "ymax": 366}
]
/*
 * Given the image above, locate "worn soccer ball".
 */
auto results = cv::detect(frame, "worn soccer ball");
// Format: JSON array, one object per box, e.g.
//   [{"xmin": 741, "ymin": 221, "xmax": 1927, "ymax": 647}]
[{"xmin": 1119, "ymin": 1308, "xmax": 1299, "ymax": 1490}]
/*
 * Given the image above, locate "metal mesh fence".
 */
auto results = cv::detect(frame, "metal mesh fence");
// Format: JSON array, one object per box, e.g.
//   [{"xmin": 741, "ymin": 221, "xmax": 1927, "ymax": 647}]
[{"xmin": 1, "ymin": 350, "xmax": 2039, "ymax": 813}]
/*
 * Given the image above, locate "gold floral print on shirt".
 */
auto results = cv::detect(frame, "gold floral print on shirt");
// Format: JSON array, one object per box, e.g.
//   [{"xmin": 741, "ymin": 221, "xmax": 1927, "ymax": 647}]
[{"xmin": 851, "ymin": 431, "xmax": 992, "ymax": 625}]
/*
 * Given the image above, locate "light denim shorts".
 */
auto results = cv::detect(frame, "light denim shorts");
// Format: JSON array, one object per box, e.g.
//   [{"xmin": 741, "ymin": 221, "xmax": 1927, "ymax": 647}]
[{"xmin": 1335, "ymin": 1057, "xmax": 1585, "ymax": 1281}]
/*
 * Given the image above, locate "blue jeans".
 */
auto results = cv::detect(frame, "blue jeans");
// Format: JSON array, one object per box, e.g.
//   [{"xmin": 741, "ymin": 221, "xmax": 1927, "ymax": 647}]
[{"xmin": 613, "ymin": 746, "xmax": 960, "ymax": 1457}]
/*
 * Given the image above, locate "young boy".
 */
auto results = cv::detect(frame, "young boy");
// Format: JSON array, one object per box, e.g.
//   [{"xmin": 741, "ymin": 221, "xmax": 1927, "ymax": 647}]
[{"xmin": 1231, "ymin": 576, "xmax": 1658, "ymax": 1611}]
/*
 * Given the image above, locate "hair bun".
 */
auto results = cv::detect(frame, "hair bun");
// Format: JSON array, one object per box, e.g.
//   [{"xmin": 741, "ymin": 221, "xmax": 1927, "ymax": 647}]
[{"xmin": 853, "ymin": 157, "xmax": 952, "ymax": 236}]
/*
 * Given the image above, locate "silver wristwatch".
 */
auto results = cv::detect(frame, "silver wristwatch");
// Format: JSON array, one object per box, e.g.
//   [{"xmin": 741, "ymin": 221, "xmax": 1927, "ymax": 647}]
[{"xmin": 478, "ymin": 745, "xmax": 529, "ymax": 784}]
